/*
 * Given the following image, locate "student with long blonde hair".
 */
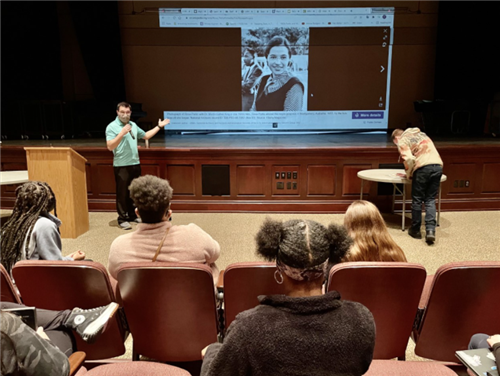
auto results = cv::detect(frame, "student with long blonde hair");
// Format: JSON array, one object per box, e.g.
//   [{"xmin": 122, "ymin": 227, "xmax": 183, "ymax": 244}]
[{"xmin": 343, "ymin": 200, "xmax": 407, "ymax": 262}]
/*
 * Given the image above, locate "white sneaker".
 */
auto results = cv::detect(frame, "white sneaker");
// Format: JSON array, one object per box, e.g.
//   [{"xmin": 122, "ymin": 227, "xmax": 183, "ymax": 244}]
[{"xmin": 119, "ymin": 222, "xmax": 132, "ymax": 230}]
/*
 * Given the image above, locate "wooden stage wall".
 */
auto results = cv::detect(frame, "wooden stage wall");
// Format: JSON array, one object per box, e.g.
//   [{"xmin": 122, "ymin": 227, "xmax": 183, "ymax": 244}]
[{"xmin": 2, "ymin": 145, "xmax": 500, "ymax": 213}]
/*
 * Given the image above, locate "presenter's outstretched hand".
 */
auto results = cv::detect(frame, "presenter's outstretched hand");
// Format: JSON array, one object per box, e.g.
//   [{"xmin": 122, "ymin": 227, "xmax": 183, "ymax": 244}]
[{"xmin": 158, "ymin": 118, "xmax": 170, "ymax": 128}]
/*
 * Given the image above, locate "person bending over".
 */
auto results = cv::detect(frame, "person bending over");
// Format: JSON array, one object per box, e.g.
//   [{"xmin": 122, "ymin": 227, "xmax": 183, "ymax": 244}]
[
  {"xmin": 343, "ymin": 200, "xmax": 407, "ymax": 262},
  {"xmin": 1, "ymin": 301, "xmax": 118, "ymax": 376},
  {"xmin": 392, "ymin": 128, "xmax": 443, "ymax": 244},
  {"xmin": 1, "ymin": 181, "xmax": 85, "ymax": 275},
  {"xmin": 108, "ymin": 175, "xmax": 220, "ymax": 284},
  {"xmin": 200, "ymin": 218, "xmax": 375, "ymax": 376}
]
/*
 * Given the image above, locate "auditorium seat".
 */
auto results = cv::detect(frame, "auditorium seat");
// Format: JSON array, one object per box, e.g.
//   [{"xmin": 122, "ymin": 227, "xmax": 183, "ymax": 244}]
[
  {"xmin": 364, "ymin": 360, "xmax": 458, "ymax": 375},
  {"xmin": 0, "ymin": 264, "xmax": 22, "ymax": 303},
  {"xmin": 327, "ymin": 262, "xmax": 427, "ymax": 360},
  {"xmin": 413, "ymin": 261, "xmax": 500, "ymax": 362},
  {"xmin": 117, "ymin": 262, "xmax": 218, "ymax": 362},
  {"xmin": 81, "ymin": 361, "xmax": 191, "ymax": 376},
  {"xmin": 12, "ymin": 260, "xmax": 127, "ymax": 360},
  {"xmin": 222, "ymin": 262, "xmax": 287, "ymax": 331}
]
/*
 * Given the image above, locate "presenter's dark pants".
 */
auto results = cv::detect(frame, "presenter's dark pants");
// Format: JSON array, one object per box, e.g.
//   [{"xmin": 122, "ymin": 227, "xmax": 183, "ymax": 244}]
[
  {"xmin": 411, "ymin": 164, "xmax": 443, "ymax": 232},
  {"xmin": 0, "ymin": 302, "xmax": 76, "ymax": 356},
  {"xmin": 114, "ymin": 164, "xmax": 141, "ymax": 224}
]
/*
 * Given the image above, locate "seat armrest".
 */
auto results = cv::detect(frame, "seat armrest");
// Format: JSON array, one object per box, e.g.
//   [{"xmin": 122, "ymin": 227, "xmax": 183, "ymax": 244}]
[
  {"xmin": 69, "ymin": 351, "xmax": 86, "ymax": 375},
  {"xmin": 217, "ymin": 270, "xmax": 224, "ymax": 290},
  {"xmin": 419, "ymin": 274, "xmax": 434, "ymax": 308}
]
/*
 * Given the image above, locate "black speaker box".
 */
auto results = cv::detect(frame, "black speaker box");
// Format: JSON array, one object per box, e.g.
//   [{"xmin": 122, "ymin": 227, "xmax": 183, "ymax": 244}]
[{"xmin": 202, "ymin": 165, "xmax": 230, "ymax": 196}]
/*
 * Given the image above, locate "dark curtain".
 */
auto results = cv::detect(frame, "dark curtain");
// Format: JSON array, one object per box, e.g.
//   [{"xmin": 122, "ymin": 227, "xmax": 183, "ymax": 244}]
[
  {"xmin": 434, "ymin": 2, "xmax": 500, "ymax": 101},
  {"xmin": 68, "ymin": 1, "xmax": 126, "ymax": 101},
  {"xmin": 1, "ymin": 1, "xmax": 62, "ymax": 100}
]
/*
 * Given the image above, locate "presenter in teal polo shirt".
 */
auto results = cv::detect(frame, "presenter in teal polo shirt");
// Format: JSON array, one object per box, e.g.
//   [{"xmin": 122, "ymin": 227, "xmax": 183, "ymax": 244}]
[{"xmin": 106, "ymin": 102, "xmax": 170, "ymax": 230}]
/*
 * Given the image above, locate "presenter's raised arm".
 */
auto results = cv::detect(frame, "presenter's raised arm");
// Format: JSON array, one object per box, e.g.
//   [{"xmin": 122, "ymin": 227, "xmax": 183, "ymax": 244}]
[
  {"xmin": 144, "ymin": 118, "xmax": 170, "ymax": 140},
  {"xmin": 107, "ymin": 124, "xmax": 131, "ymax": 151}
]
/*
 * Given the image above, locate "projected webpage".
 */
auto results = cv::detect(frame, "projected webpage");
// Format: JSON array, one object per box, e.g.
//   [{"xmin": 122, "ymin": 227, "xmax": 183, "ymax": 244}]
[{"xmin": 159, "ymin": 7, "xmax": 395, "ymax": 132}]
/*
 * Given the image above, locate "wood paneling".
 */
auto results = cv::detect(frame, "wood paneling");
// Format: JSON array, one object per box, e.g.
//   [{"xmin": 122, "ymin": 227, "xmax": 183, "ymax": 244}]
[
  {"xmin": 167, "ymin": 165, "xmax": 196, "ymax": 196},
  {"xmin": 85, "ymin": 163, "xmax": 92, "ymax": 195},
  {"xmin": 141, "ymin": 164, "xmax": 160, "ymax": 178},
  {"xmin": 307, "ymin": 165, "xmax": 336, "ymax": 196},
  {"xmin": 342, "ymin": 164, "xmax": 372, "ymax": 196},
  {"xmin": 482, "ymin": 163, "xmax": 500, "ymax": 194},
  {"xmin": 446, "ymin": 163, "xmax": 476, "ymax": 194},
  {"xmin": 237, "ymin": 165, "xmax": 266, "ymax": 196},
  {"xmin": 2, "ymin": 143, "xmax": 500, "ymax": 212},
  {"xmin": 96, "ymin": 164, "xmax": 116, "ymax": 195}
]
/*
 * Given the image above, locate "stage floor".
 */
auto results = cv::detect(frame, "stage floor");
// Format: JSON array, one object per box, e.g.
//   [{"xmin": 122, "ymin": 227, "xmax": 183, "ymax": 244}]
[{"xmin": 1, "ymin": 133, "xmax": 499, "ymax": 150}]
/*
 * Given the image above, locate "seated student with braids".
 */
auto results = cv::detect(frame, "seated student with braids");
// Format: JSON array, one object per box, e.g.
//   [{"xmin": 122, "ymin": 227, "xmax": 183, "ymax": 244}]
[
  {"xmin": 201, "ymin": 218, "xmax": 375, "ymax": 376},
  {"xmin": 342, "ymin": 200, "xmax": 407, "ymax": 262},
  {"xmin": 1, "ymin": 301, "xmax": 118, "ymax": 376},
  {"xmin": 1, "ymin": 181, "xmax": 85, "ymax": 275}
]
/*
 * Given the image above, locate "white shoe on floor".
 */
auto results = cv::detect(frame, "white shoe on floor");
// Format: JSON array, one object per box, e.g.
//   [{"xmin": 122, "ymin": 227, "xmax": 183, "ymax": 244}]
[{"xmin": 119, "ymin": 222, "xmax": 132, "ymax": 230}]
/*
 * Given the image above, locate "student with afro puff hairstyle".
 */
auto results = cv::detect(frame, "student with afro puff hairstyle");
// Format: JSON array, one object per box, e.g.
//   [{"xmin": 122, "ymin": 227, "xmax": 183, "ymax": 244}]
[{"xmin": 201, "ymin": 218, "xmax": 375, "ymax": 376}]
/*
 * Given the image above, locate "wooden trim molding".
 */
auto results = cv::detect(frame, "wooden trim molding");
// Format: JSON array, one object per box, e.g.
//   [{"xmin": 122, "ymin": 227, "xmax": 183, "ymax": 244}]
[{"xmin": 2, "ymin": 144, "xmax": 500, "ymax": 212}]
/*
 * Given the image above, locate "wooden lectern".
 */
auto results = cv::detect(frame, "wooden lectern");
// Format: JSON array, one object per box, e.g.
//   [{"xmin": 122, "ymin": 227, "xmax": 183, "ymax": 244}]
[{"xmin": 24, "ymin": 147, "xmax": 89, "ymax": 239}]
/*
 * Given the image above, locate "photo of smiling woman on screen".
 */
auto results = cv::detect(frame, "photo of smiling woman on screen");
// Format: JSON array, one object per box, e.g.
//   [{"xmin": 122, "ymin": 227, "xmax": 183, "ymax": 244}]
[{"xmin": 243, "ymin": 29, "xmax": 308, "ymax": 112}]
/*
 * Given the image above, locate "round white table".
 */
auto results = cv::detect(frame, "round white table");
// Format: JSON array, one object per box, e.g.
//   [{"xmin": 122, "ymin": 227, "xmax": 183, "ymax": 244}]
[
  {"xmin": 357, "ymin": 169, "xmax": 447, "ymax": 231},
  {"xmin": 0, "ymin": 170, "xmax": 29, "ymax": 185}
]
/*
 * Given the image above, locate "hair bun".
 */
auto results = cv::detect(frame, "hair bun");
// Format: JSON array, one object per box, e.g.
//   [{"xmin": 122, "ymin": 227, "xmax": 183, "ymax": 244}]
[
  {"xmin": 326, "ymin": 223, "xmax": 353, "ymax": 264},
  {"xmin": 255, "ymin": 217, "xmax": 284, "ymax": 261}
]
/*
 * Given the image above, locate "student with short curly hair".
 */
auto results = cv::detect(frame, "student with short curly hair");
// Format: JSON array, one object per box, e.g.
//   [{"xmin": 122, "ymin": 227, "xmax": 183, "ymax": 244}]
[
  {"xmin": 107, "ymin": 175, "xmax": 220, "ymax": 284},
  {"xmin": 343, "ymin": 200, "xmax": 407, "ymax": 262},
  {"xmin": 128, "ymin": 174, "xmax": 173, "ymax": 223},
  {"xmin": 201, "ymin": 218, "xmax": 375, "ymax": 376}
]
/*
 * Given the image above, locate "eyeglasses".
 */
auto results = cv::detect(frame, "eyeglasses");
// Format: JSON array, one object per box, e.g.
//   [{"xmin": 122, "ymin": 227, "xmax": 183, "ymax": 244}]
[{"xmin": 118, "ymin": 111, "xmax": 131, "ymax": 115}]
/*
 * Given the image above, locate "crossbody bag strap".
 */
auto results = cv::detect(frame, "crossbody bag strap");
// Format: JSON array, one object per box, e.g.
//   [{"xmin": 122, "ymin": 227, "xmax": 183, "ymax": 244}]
[{"xmin": 152, "ymin": 226, "xmax": 171, "ymax": 262}]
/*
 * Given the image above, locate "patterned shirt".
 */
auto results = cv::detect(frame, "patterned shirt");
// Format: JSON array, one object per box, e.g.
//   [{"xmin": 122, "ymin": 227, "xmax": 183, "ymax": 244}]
[
  {"xmin": 0, "ymin": 312, "xmax": 70, "ymax": 376},
  {"xmin": 397, "ymin": 128, "xmax": 443, "ymax": 178}
]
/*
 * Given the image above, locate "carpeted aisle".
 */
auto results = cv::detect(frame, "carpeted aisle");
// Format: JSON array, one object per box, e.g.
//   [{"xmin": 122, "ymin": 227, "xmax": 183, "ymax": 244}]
[{"xmin": 61, "ymin": 211, "xmax": 500, "ymax": 275}]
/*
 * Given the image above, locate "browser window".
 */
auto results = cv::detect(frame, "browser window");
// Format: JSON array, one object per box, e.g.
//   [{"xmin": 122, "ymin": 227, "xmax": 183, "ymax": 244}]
[{"xmin": 158, "ymin": 7, "xmax": 395, "ymax": 132}]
